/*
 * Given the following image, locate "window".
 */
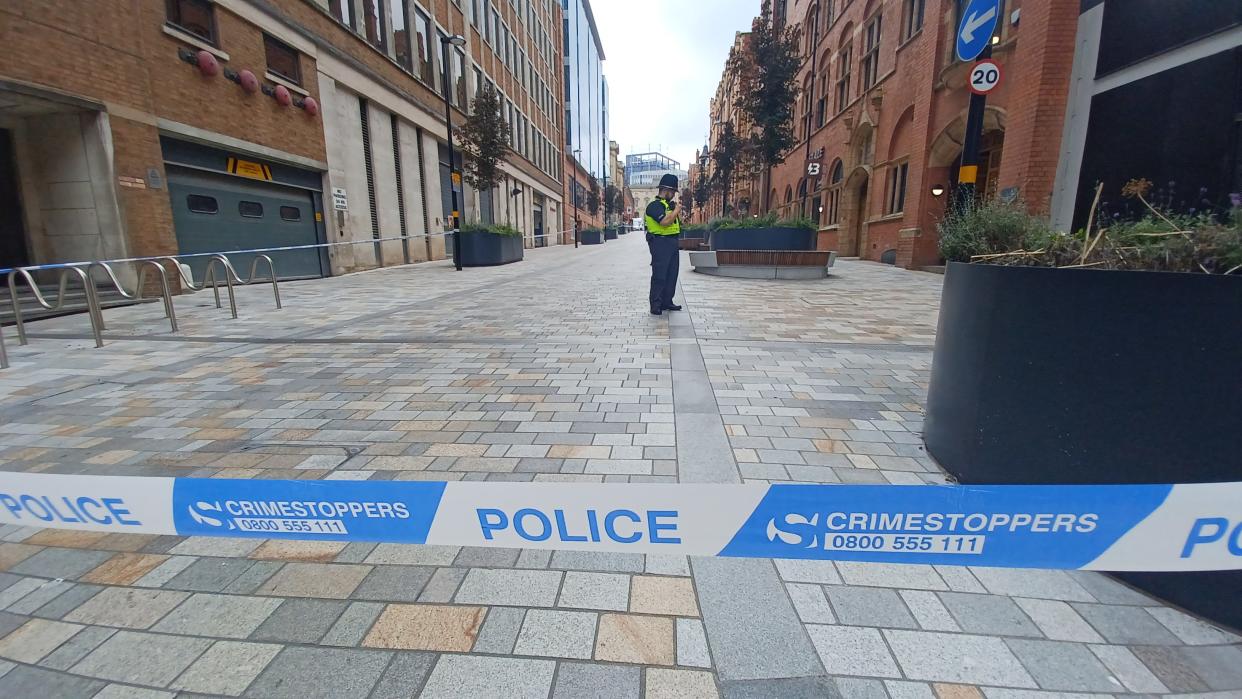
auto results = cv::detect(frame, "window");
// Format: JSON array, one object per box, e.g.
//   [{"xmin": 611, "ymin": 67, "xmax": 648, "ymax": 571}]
[
  {"xmin": 264, "ymin": 35, "xmax": 301, "ymax": 85},
  {"xmin": 886, "ymin": 161, "xmax": 908, "ymax": 214},
  {"xmin": 507, "ymin": 100, "xmax": 516, "ymax": 148},
  {"xmin": 806, "ymin": 5, "xmax": 819, "ymax": 53},
  {"xmin": 801, "ymin": 76, "xmax": 813, "ymax": 140},
  {"xmin": 453, "ymin": 48, "xmax": 467, "ymax": 107},
  {"xmin": 816, "ymin": 54, "xmax": 828, "ymax": 128},
  {"xmin": 279, "ymin": 205, "xmax": 302, "ymax": 221},
  {"xmin": 827, "ymin": 159, "xmax": 843, "ymax": 224},
  {"xmin": 902, "ymin": 0, "xmax": 925, "ymax": 41},
  {"xmin": 391, "ymin": 0, "xmax": 412, "ymax": 71},
  {"xmin": 812, "ymin": 195, "xmax": 823, "ymax": 224},
  {"xmin": 166, "ymin": 0, "xmax": 216, "ymax": 44},
  {"xmin": 436, "ymin": 30, "xmax": 449, "ymax": 95},
  {"xmin": 362, "ymin": 0, "xmax": 386, "ymax": 51},
  {"xmin": 239, "ymin": 201, "xmax": 264, "ymax": 218},
  {"xmin": 492, "ymin": 9, "xmax": 501, "ymax": 50},
  {"xmin": 329, "ymin": 0, "xmax": 354, "ymax": 29},
  {"xmin": 414, "ymin": 9, "xmax": 432, "ymax": 83},
  {"xmin": 862, "ymin": 14, "xmax": 882, "ymax": 90},
  {"xmin": 824, "ymin": 0, "xmax": 834, "ymax": 29},
  {"xmin": 186, "ymin": 194, "xmax": 217, "ymax": 214},
  {"xmin": 473, "ymin": 66, "xmax": 484, "ymax": 104},
  {"xmin": 484, "ymin": 0, "xmax": 493, "ymax": 43},
  {"xmin": 835, "ymin": 42, "xmax": 852, "ymax": 113},
  {"xmin": 471, "ymin": 0, "xmax": 480, "ymax": 27}
]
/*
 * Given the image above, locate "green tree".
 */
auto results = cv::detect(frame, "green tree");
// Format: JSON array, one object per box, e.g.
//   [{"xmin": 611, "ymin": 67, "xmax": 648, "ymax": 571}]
[
  {"xmin": 680, "ymin": 187, "xmax": 695, "ymax": 221},
  {"xmin": 693, "ymin": 168, "xmax": 711, "ymax": 212},
  {"xmin": 458, "ymin": 85, "xmax": 511, "ymax": 193},
  {"xmin": 587, "ymin": 178, "xmax": 601, "ymax": 216},
  {"xmin": 710, "ymin": 121, "xmax": 750, "ymax": 217},
  {"xmin": 731, "ymin": 0, "xmax": 801, "ymax": 207},
  {"xmin": 604, "ymin": 182, "xmax": 622, "ymax": 225}
]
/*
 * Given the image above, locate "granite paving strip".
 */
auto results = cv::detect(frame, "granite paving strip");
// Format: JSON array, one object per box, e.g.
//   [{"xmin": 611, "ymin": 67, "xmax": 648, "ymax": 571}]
[{"xmin": 693, "ymin": 556, "xmax": 824, "ymax": 681}]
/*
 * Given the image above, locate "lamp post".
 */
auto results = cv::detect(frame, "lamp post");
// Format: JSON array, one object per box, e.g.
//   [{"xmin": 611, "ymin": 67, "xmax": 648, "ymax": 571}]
[
  {"xmin": 571, "ymin": 148, "xmax": 582, "ymax": 248},
  {"xmin": 441, "ymin": 34, "xmax": 467, "ymax": 271}
]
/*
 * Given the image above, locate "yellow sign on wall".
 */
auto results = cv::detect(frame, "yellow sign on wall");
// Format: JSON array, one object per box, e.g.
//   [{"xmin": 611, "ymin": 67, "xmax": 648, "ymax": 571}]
[{"xmin": 228, "ymin": 157, "xmax": 273, "ymax": 180}]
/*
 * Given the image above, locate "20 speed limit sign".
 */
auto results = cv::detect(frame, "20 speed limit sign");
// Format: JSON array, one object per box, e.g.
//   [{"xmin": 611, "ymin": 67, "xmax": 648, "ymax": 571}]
[{"xmin": 969, "ymin": 59, "xmax": 1002, "ymax": 95}]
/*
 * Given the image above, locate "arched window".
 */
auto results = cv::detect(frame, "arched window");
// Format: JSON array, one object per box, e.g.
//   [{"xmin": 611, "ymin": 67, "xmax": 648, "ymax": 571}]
[
  {"xmin": 797, "ymin": 178, "xmax": 808, "ymax": 217},
  {"xmin": 784, "ymin": 185, "xmax": 794, "ymax": 204},
  {"xmin": 802, "ymin": 74, "xmax": 815, "ymax": 140},
  {"xmin": 807, "ymin": 4, "xmax": 820, "ymax": 51},
  {"xmin": 826, "ymin": 159, "xmax": 844, "ymax": 225}
]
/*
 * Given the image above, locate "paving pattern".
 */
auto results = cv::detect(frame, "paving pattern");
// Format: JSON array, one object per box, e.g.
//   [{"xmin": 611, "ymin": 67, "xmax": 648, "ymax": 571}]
[{"xmin": 0, "ymin": 235, "xmax": 1238, "ymax": 698}]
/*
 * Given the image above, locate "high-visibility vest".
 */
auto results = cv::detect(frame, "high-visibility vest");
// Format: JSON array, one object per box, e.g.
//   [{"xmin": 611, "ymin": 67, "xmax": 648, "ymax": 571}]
[{"xmin": 644, "ymin": 198, "xmax": 680, "ymax": 236}]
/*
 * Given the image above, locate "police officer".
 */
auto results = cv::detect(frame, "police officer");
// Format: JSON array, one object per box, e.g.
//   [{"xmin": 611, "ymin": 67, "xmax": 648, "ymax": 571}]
[{"xmin": 645, "ymin": 173, "xmax": 682, "ymax": 316}]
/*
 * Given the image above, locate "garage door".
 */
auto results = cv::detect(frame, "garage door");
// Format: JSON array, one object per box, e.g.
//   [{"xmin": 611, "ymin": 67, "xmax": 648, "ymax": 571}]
[{"xmin": 167, "ymin": 166, "xmax": 326, "ymax": 281}]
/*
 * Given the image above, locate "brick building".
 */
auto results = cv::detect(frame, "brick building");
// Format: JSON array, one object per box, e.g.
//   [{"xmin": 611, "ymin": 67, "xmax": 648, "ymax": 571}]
[
  {"xmin": 0, "ymin": 0, "xmax": 566, "ymax": 281},
  {"xmin": 701, "ymin": 0, "xmax": 1077, "ymax": 268}
]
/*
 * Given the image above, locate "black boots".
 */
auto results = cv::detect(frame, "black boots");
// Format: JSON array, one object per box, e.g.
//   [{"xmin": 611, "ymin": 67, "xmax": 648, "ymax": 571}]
[
  {"xmin": 650, "ymin": 306, "xmax": 663, "ymax": 316},
  {"xmin": 663, "ymin": 304, "xmax": 683, "ymax": 311}
]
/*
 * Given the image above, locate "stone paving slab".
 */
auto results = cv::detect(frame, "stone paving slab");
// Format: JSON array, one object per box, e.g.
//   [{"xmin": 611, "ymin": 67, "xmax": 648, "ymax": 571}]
[{"xmin": 0, "ymin": 237, "xmax": 1239, "ymax": 697}]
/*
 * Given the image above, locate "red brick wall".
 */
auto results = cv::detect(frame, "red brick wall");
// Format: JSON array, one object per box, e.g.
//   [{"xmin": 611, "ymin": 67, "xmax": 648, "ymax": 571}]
[
  {"xmin": 753, "ymin": 0, "xmax": 1077, "ymax": 269},
  {"xmin": 994, "ymin": 0, "xmax": 1078, "ymax": 215}
]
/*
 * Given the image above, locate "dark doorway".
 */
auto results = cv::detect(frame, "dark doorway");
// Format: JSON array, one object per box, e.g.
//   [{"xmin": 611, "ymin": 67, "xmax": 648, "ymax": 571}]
[
  {"xmin": 533, "ymin": 204, "xmax": 545, "ymax": 247},
  {"xmin": 0, "ymin": 129, "xmax": 30, "ymax": 269}
]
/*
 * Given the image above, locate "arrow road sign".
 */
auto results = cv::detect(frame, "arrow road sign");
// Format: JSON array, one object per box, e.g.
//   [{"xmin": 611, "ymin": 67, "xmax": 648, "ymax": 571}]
[{"xmin": 956, "ymin": 0, "xmax": 1001, "ymax": 63}]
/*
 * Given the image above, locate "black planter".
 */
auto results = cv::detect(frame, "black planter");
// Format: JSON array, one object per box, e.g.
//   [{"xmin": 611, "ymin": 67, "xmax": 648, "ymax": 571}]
[
  {"xmin": 457, "ymin": 231, "xmax": 524, "ymax": 266},
  {"xmin": 604, "ymin": 228, "xmax": 618, "ymax": 240},
  {"xmin": 580, "ymin": 229, "xmax": 603, "ymax": 245},
  {"xmin": 709, "ymin": 226, "xmax": 816, "ymax": 251},
  {"xmin": 681, "ymin": 228, "xmax": 707, "ymax": 241},
  {"xmin": 925, "ymin": 262, "xmax": 1242, "ymax": 629}
]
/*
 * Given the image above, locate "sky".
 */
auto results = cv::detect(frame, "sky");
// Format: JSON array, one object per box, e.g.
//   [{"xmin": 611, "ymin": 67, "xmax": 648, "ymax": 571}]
[{"xmin": 590, "ymin": 0, "xmax": 761, "ymax": 172}]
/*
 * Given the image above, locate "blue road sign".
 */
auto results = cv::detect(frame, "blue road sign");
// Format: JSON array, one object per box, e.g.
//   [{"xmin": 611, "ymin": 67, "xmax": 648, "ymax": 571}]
[{"xmin": 956, "ymin": 0, "xmax": 1001, "ymax": 63}]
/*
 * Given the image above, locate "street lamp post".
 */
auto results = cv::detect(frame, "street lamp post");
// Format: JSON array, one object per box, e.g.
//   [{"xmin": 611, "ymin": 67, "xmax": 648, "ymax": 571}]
[
  {"xmin": 571, "ymin": 149, "xmax": 582, "ymax": 248},
  {"xmin": 441, "ymin": 34, "xmax": 467, "ymax": 271}
]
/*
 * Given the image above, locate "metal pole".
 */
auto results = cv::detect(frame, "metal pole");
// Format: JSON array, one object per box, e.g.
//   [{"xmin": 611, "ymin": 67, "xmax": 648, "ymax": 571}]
[
  {"xmin": 443, "ymin": 41, "xmax": 463, "ymax": 272},
  {"xmin": 573, "ymin": 176, "xmax": 579, "ymax": 248},
  {"xmin": 957, "ymin": 44, "xmax": 993, "ymax": 205}
]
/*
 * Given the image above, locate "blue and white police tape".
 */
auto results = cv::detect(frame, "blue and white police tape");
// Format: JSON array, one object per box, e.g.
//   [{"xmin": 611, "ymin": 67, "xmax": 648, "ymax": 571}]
[{"xmin": 1, "ymin": 472, "xmax": 1240, "ymax": 571}]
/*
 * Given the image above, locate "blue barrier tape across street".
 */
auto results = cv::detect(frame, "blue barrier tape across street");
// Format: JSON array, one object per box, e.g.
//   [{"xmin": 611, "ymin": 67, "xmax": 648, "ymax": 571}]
[{"xmin": 1, "ymin": 473, "xmax": 1240, "ymax": 571}]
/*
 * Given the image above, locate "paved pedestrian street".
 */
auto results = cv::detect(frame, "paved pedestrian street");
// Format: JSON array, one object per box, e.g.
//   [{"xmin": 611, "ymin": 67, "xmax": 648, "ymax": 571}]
[{"xmin": 0, "ymin": 235, "xmax": 1239, "ymax": 698}]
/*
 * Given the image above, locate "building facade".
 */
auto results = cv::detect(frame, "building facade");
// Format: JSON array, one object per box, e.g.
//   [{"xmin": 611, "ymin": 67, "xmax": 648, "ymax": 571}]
[
  {"xmin": 700, "ymin": 31, "xmax": 762, "ymax": 223},
  {"xmin": 1051, "ymin": 0, "xmax": 1242, "ymax": 233},
  {"xmin": 561, "ymin": 0, "xmax": 608, "ymax": 235},
  {"xmin": 625, "ymin": 152, "xmax": 688, "ymax": 211},
  {"xmin": 0, "ymin": 0, "xmax": 566, "ymax": 282},
  {"xmin": 704, "ymin": 0, "xmax": 1079, "ymax": 269}
]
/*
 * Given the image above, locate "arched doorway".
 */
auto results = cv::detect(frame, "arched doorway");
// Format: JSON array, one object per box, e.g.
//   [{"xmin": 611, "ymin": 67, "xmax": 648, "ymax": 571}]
[
  {"xmin": 928, "ymin": 107, "xmax": 1007, "ymax": 202},
  {"xmin": 840, "ymin": 166, "xmax": 870, "ymax": 256}
]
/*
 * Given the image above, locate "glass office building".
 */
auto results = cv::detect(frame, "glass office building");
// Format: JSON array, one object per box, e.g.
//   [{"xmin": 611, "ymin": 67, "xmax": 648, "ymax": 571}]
[
  {"xmin": 563, "ymin": 0, "xmax": 608, "ymax": 182},
  {"xmin": 625, "ymin": 152, "xmax": 686, "ymax": 188}
]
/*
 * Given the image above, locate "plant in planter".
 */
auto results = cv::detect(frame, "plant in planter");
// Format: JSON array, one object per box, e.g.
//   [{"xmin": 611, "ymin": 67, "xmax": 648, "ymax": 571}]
[
  {"xmin": 708, "ymin": 212, "xmax": 818, "ymax": 250},
  {"xmin": 937, "ymin": 181, "xmax": 1241, "ymax": 273},
  {"xmin": 456, "ymin": 223, "xmax": 524, "ymax": 266},
  {"xmin": 925, "ymin": 181, "xmax": 1242, "ymax": 629}
]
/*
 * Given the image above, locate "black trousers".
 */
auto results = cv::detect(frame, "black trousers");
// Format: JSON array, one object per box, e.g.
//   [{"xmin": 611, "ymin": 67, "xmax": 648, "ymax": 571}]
[{"xmin": 647, "ymin": 233, "xmax": 679, "ymax": 309}]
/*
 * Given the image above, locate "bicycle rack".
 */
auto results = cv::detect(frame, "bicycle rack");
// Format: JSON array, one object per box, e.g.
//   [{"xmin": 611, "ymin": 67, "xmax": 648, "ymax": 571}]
[
  {"xmin": 8, "ymin": 266, "xmax": 104, "ymax": 348},
  {"xmin": 2, "ymin": 254, "xmax": 281, "ymax": 367},
  {"xmin": 86, "ymin": 260, "xmax": 179, "ymax": 333}
]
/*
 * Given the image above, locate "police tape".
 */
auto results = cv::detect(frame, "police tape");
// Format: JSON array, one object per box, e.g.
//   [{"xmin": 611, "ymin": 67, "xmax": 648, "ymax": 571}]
[{"xmin": 1, "ymin": 472, "xmax": 1240, "ymax": 571}]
